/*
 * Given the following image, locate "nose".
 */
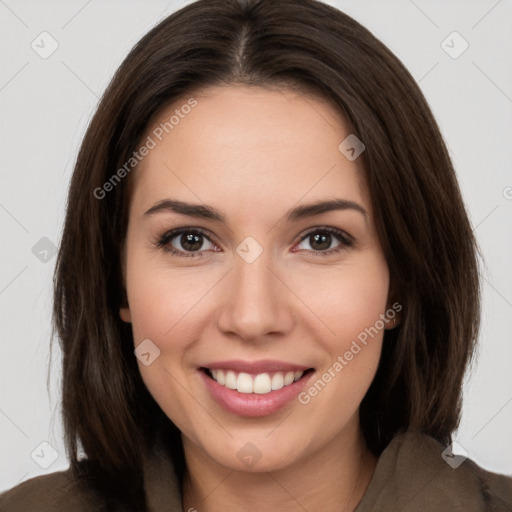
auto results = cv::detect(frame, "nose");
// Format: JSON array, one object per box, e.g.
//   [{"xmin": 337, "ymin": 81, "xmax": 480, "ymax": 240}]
[{"xmin": 215, "ymin": 248, "xmax": 294, "ymax": 343}]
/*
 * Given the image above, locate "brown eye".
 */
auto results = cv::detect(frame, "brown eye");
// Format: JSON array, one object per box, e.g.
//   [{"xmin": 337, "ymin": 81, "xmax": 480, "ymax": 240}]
[
  {"xmin": 157, "ymin": 228, "xmax": 217, "ymax": 258},
  {"xmin": 295, "ymin": 227, "xmax": 353, "ymax": 255},
  {"xmin": 175, "ymin": 232, "xmax": 205, "ymax": 252}
]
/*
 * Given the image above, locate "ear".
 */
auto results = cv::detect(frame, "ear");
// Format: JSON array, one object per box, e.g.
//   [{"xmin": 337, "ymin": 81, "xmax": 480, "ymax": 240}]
[
  {"xmin": 120, "ymin": 306, "xmax": 132, "ymax": 323},
  {"xmin": 384, "ymin": 303, "xmax": 401, "ymax": 330},
  {"xmin": 119, "ymin": 241, "xmax": 132, "ymax": 323},
  {"xmin": 385, "ymin": 278, "xmax": 402, "ymax": 330}
]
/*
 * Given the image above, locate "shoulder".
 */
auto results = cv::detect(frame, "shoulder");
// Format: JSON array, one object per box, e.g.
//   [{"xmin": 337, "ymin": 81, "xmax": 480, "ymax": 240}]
[
  {"xmin": 358, "ymin": 429, "xmax": 512, "ymax": 511},
  {"xmin": 400, "ymin": 431, "xmax": 512, "ymax": 509},
  {"xmin": 0, "ymin": 466, "xmax": 104, "ymax": 512}
]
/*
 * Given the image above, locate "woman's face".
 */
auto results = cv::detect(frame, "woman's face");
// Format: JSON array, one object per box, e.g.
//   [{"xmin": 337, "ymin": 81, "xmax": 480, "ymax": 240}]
[{"xmin": 120, "ymin": 85, "xmax": 391, "ymax": 472}]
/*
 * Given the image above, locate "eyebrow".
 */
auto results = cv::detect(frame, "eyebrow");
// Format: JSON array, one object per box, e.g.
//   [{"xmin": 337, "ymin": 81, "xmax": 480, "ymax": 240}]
[{"xmin": 144, "ymin": 198, "xmax": 367, "ymax": 223}]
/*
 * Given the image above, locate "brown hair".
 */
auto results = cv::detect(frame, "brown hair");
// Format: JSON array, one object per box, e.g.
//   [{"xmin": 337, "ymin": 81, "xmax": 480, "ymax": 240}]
[{"xmin": 52, "ymin": 0, "xmax": 480, "ymax": 507}]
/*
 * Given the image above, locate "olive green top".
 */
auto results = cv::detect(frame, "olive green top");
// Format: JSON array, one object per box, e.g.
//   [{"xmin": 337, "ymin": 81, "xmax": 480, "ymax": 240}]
[{"xmin": 1, "ymin": 430, "xmax": 511, "ymax": 511}]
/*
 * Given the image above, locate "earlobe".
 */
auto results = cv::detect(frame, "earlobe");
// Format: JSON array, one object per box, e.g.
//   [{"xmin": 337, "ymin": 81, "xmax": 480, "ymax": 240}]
[
  {"xmin": 385, "ymin": 279, "xmax": 402, "ymax": 330},
  {"xmin": 385, "ymin": 297, "xmax": 402, "ymax": 330},
  {"xmin": 119, "ymin": 241, "xmax": 131, "ymax": 323},
  {"xmin": 386, "ymin": 314, "xmax": 401, "ymax": 330},
  {"xmin": 120, "ymin": 307, "xmax": 132, "ymax": 323}
]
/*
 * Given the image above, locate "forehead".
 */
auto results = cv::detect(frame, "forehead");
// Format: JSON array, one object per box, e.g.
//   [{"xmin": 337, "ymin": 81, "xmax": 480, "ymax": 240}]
[{"xmin": 131, "ymin": 85, "xmax": 369, "ymax": 218}]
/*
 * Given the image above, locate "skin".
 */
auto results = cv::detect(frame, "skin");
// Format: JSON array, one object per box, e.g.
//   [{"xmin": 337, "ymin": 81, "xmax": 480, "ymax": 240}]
[{"xmin": 120, "ymin": 85, "xmax": 397, "ymax": 511}]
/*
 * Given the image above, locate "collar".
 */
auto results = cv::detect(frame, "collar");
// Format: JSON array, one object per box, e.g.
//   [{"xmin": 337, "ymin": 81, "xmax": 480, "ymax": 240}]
[
  {"xmin": 355, "ymin": 429, "xmax": 511, "ymax": 511},
  {"xmin": 142, "ymin": 434, "xmax": 182, "ymax": 511},
  {"xmin": 142, "ymin": 429, "xmax": 512, "ymax": 511}
]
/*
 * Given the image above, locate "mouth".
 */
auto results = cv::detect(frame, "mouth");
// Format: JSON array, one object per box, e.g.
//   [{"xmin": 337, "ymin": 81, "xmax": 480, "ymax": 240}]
[
  {"xmin": 198, "ymin": 362, "xmax": 315, "ymax": 417},
  {"xmin": 201, "ymin": 367, "xmax": 315, "ymax": 395}
]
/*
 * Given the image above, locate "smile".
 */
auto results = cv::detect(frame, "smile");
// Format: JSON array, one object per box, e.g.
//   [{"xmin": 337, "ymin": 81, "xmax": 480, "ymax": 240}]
[
  {"xmin": 205, "ymin": 368, "xmax": 307, "ymax": 394},
  {"xmin": 199, "ymin": 362, "xmax": 315, "ymax": 417}
]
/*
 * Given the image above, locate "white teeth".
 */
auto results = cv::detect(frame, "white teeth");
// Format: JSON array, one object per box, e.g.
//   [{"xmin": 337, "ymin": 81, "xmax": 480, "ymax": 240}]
[
  {"xmin": 237, "ymin": 372, "xmax": 253, "ymax": 393},
  {"xmin": 209, "ymin": 369, "xmax": 305, "ymax": 394},
  {"xmin": 225, "ymin": 370, "xmax": 237, "ymax": 390},
  {"xmin": 284, "ymin": 371, "xmax": 295, "ymax": 386},
  {"xmin": 271, "ymin": 372, "xmax": 284, "ymax": 390},
  {"xmin": 253, "ymin": 373, "xmax": 272, "ymax": 394}
]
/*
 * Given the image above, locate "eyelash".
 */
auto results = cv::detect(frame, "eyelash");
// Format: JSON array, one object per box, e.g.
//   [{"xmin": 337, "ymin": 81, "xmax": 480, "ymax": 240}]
[{"xmin": 155, "ymin": 226, "xmax": 354, "ymax": 259}]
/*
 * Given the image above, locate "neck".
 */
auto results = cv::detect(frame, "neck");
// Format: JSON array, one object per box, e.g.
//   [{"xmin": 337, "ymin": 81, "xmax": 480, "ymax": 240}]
[{"xmin": 181, "ymin": 419, "xmax": 377, "ymax": 512}]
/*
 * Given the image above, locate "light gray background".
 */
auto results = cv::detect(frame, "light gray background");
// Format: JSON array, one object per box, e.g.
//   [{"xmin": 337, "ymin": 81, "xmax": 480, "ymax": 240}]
[{"xmin": 1, "ymin": 0, "xmax": 511, "ymax": 492}]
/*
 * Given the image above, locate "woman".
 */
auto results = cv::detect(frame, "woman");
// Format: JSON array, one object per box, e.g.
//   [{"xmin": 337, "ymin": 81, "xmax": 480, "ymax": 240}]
[{"xmin": 1, "ymin": 0, "xmax": 511, "ymax": 510}]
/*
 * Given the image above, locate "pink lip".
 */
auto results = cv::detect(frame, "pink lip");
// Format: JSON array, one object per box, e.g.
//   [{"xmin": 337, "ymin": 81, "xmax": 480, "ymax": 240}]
[
  {"xmin": 201, "ymin": 359, "xmax": 311, "ymax": 374},
  {"xmin": 198, "ymin": 367, "xmax": 315, "ymax": 417}
]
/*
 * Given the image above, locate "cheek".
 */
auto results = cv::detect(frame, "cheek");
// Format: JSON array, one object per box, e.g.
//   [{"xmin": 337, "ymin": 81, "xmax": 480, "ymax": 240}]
[
  {"xmin": 295, "ymin": 266, "xmax": 389, "ymax": 437},
  {"xmin": 290, "ymin": 254, "xmax": 389, "ymax": 410},
  {"xmin": 125, "ymin": 257, "xmax": 209, "ymax": 431},
  {"xmin": 291, "ymin": 257, "xmax": 390, "ymax": 344},
  {"xmin": 124, "ymin": 248, "xmax": 221, "ymax": 408},
  {"xmin": 125, "ymin": 244, "xmax": 220, "ymax": 342}
]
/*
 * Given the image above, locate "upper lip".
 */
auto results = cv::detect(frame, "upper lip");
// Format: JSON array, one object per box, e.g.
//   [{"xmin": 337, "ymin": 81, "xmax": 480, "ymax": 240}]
[{"xmin": 201, "ymin": 359, "xmax": 313, "ymax": 373}]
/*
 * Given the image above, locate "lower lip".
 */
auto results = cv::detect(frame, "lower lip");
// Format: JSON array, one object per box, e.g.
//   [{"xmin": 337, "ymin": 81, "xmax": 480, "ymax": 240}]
[{"xmin": 199, "ymin": 369, "xmax": 314, "ymax": 417}]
